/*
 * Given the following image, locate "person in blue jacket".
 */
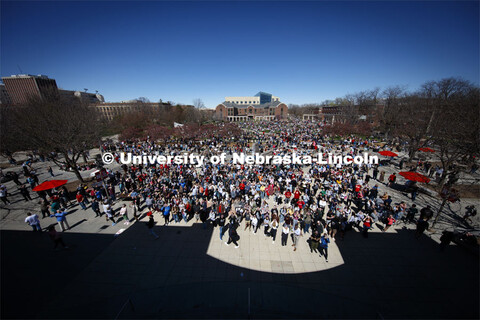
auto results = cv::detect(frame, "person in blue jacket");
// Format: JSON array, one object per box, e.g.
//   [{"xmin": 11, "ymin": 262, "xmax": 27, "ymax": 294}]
[
  {"xmin": 162, "ymin": 203, "xmax": 171, "ymax": 226},
  {"xmin": 319, "ymin": 232, "xmax": 330, "ymax": 262},
  {"xmin": 51, "ymin": 209, "xmax": 70, "ymax": 232}
]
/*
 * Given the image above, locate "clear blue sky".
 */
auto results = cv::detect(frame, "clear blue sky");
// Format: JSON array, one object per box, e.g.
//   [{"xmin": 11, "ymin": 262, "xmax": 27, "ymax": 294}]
[{"xmin": 1, "ymin": 1, "xmax": 478, "ymax": 108}]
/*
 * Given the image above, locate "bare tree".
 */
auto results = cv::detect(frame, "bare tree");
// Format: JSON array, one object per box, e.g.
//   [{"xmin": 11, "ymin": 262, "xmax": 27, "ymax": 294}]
[
  {"xmin": 193, "ymin": 98, "xmax": 206, "ymax": 109},
  {"xmin": 0, "ymin": 104, "xmax": 28, "ymax": 158},
  {"xmin": 380, "ymin": 86, "xmax": 407, "ymax": 139},
  {"xmin": 137, "ymin": 97, "xmax": 150, "ymax": 103},
  {"xmin": 428, "ymin": 79, "xmax": 480, "ymax": 189},
  {"xmin": 13, "ymin": 92, "xmax": 101, "ymax": 182}
]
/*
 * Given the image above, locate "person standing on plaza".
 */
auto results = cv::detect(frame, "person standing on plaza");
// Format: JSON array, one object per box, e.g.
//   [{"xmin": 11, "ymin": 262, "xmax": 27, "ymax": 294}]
[
  {"xmin": 379, "ymin": 171, "xmax": 385, "ymax": 184},
  {"xmin": 19, "ymin": 185, "xmax": 33, "ymax": 202},
  {"xmin": 120, "ymin": 204, "xmax": 129, "ymax": 225},
  {"xmin": 91, "ymin": 199, "xmax": 101, "ymax": 217},
  {"xmin": 263, "ymin": 214, "xmax": 270, "ymax": 237},
  {"xmin": 292, "ymin": 223, "xmax": 302, "ymax": 251},
  {"xmin": 40, "ymin": 199, "xmax": 50, "ymax": 219},
  {"xmin": 362, "ymin": 215, "xmax": 373, "ymax": 238},
  {"xmin": 145, "ymin": 195, "xmax": 153, "ymax": 211},
  {"xmin": 25, "ymin": 212, "xmax": 42, "ymax": 232},
  {"xmin": 131, "ymin": 200, "xmax": 139, "ymax": 222},
  {"xmin": 52, "ymin": 209, "xmax": 70, "ymax": 231},
  {"xmin": 48, "ymin": 166, "xmax": 54, "ymax": 177},
  {"xmin": 225, "ymin": 220, "xmax": 240, "ymax": 248},
  {"xmin": 373, "ymin": 166, "xmax": 379, "ymax": 180},
  {"xmin": 218, "ymin": 214, "xmax": 226, "ymax": 240},
  {"xmin": 303, "ymin": 212, "xmax": 312, "ymax": 234},
  {"xmin": 0, "ymin": 185, "xmax": 11, "ymax": 205},
  {"xmin": 270, "ymin": 217, "xmax": 279, "ymax": 244},
  {"xmin": 309, "ymin": 230, "xmax": 321, "ymax": 253},
  {"xmin": 48, "ymin": 225, "xmax": 68, "ymax": 250},
  {"xmin": 281, "ymin": 223, "xmax": 289, "ymax": 246},
  {"xmin": 76, "ymin": 192, "xmax": 87, "ymax": 210},
  {"xmin": 105, "ymin": 205, "xmax": 116, "ymax": 226},
  {"xmin": 162, "ymin": 203, "xmax": 171, "ymax": 226},
  {"xmin": 388, "ymin": 173, "xmax": 397, "ymax": 187},
  {"xmin": 383, "ymin": 214, "xmax": 396, "ymax": 232},
  {"xmin": 147, "ymin": 215, "xmax": 159, "ymax": 239},
  {"xmin": 319, "ymin": 232, "xmax": 330, "ymax": 262},
  {"xmin": 419, "ymin": 205, "xmax": 434, "ymax": 222},
  {"xmin": 244, "ymin": 209, "xmax": 252, "ymax": 231},
  {"xmin": 415, "ymin": 217, "xmax": 429, "ymax": 239}
]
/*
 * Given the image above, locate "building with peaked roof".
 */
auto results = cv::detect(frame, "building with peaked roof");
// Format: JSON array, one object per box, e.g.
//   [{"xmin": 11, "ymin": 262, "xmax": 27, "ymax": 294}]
[{"xmin": 215, "ymin": 92, "xmax": 288, "ymax": 121}]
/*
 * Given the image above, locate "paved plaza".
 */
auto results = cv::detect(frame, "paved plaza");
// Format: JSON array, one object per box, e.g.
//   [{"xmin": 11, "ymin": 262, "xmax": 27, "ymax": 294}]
[{"xmin": 1, "ymin": 151, "xmax": 479, "ymax": 319}]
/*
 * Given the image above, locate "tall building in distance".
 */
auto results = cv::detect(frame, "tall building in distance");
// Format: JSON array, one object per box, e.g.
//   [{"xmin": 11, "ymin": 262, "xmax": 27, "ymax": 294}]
[
  {"xmin": 216, "ymin": 92, "xmax": 288, "ymax": 121},
  {"xmin": 1, "ymin": 74, "xmax": 105, "ymax": 106},
  {"xmin": 59, "ymin": 89, "xmax": 104, "ymax": 104},
  {"xmin": 0, "ymin": 83, "xmax": 11, "ymax": 105},
  {"xmin": 2, "ymin": 74, "xmax": 58, "ymax": 105}
]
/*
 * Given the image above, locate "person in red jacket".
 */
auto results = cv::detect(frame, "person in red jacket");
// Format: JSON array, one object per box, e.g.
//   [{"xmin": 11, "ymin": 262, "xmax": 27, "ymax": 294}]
[
  {"xmin": 76, "ymin": 192, "xmax": 87, "ymax": 210},
  {"xmin": 388, "ymin": 173, "xmax": 397, "ymax": 187},
  {"xmin": 294, "ymin": 189, "xmax": 301, "ymax": 200},
  {"xmin": 284, "ymin": 190, "xmax": 292, "ymax": 200}
]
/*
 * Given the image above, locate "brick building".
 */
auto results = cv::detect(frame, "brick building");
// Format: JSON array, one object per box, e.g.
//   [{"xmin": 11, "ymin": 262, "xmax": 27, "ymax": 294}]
[{"xmin": 215, "ymin": 92, "xmax": 288, "ymax": 121}]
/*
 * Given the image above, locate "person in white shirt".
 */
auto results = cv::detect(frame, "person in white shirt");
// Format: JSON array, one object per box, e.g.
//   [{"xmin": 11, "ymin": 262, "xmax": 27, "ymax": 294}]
[
  {"xmin": 292, "ymin": 224, "xmax": 302, "ymax": 251},
  {"xmin": 281, "ymin": 223, "xmax": 290, "ymax": 246},
  {"xmin": 270, "ymin": 218, "xmax": 279, "ymax": 244},
  {"xmin": 25, "ymin": 213, "xmax": 41, "ymax": 232},
  {"xmin": 0, "ymin": 185, "xmax": 10, "ymax": 205},
  {"xmin": 251, "ymin": 215, "xmax": 258, "ymax": 234},
  {"xmin": 120, "ymin": 204, "xmax": 129, "ymax": 225}
]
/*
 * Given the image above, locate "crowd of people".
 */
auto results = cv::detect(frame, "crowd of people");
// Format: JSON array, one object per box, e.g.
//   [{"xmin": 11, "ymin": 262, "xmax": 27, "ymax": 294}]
[{"xmin": 1, "ymin": 120, "xmax": 455, "ymax": 254}]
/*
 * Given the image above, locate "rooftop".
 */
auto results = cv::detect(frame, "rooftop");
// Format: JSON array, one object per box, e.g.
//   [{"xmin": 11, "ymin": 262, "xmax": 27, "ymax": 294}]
[{"xmin": 220, "ymin": 101, "xmax": 284, "ymax": 108}]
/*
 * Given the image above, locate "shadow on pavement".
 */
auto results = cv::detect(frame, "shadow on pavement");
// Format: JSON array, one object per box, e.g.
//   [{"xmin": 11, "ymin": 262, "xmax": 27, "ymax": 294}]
[{"xmin": 1, "ymin": 221, "xmax": 479, "ymax": 319}]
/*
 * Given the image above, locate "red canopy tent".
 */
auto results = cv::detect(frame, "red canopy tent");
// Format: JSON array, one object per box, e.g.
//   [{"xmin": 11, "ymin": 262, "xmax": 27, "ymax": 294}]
[
  {"xmin": 32, "ymin": 180, "xmax": 68, "ymax": 192},
  {"xmin": 378, "ymin": 150, "xmax": 398, "ymax": 157},
  {"xmin": 418, "ymin": 147, "xmax": 435, "ymax": 153},
  {"xmin": 399, "ymin": 172, "xmax": 430, "ymax": 183}
]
